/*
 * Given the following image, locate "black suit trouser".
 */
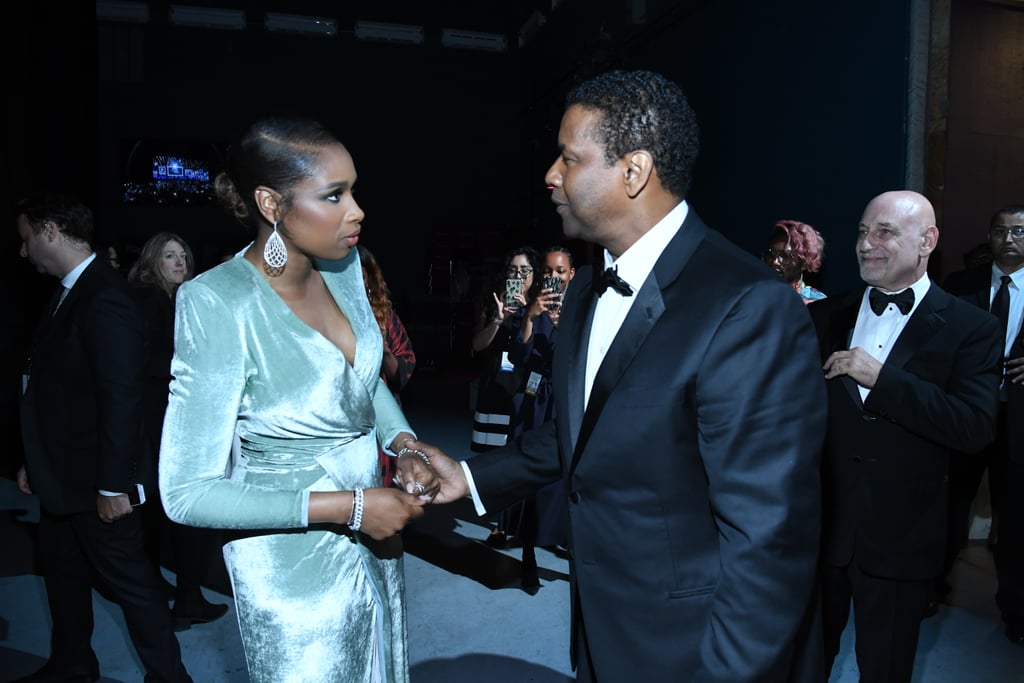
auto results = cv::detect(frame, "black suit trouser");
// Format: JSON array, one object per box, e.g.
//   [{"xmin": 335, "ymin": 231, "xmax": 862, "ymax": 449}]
[
  {"xmin": 38, "ymin": 507, "xmax": 191, "ymax": 682},
  {"xmin": 822, "ymin": 559, "xmax": 931, "ymax": 683}
]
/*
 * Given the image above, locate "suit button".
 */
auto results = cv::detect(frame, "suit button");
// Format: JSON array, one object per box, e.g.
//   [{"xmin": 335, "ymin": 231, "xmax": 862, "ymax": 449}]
[
  {"xmin": 861, "ymin": 414, "xmax": 877, "ymax": 422},
  {"xmin": 569, "ymin": 491, "xmax": 581, "ymax": 504}
]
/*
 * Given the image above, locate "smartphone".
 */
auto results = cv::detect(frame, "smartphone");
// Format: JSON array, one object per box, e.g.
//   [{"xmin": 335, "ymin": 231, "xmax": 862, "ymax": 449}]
[
  {"xmin": 504, "ymin": 277, "xmax": 524, "ymax": 310},
  {"xmin": 127, "ymin": 483, "xmax": 146, "ymax": 507},
  {"xmin": 541, "ymin": 275, "xmax": 563, "ymax": 311}
]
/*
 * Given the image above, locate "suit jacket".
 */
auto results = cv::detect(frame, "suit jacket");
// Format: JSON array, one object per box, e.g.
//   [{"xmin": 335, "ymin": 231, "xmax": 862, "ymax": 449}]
[
  {"xmin": 808, "ymin": 284, "xmax": 1001, "ymax": 579},
  {"xmin": 944, "ymin": 264, "xmax": 1024, "ymax": 461},
  {"xmin": 20, "ymin": 258, "xmax": 148, "ymax": 515},
  {"xmin": 470, "ymin": 210, "xmax": 828, "ymax": 682},
  {"xmin": 132, "ymin": 284, "xmax": 175, "ymax": 489}
]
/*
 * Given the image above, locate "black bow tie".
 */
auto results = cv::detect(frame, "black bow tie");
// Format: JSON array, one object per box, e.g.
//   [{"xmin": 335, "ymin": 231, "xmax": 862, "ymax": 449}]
[
  {"xmin": 868, "ymin": 287, "xmax": 915, "ymax": 316},
  {"xmin": 594, "ymin": 265, "xmax": 633, "ymax": 297}
]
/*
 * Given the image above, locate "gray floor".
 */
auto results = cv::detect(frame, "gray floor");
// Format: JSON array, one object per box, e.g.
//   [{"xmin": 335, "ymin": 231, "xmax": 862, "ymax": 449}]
[{"xmin": 2, "ymin": 373, "xmax": 1022, "ymax": 682}]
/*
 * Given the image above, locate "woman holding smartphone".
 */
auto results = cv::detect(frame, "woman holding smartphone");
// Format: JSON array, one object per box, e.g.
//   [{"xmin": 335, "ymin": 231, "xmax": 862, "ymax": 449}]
[
  {"xmin": 502, "ymin": 246, "xmax": 576, "ymax": 589},
  {"xmin": 469, "ymin": 247, "xmax": 539, "ymax": 457}
]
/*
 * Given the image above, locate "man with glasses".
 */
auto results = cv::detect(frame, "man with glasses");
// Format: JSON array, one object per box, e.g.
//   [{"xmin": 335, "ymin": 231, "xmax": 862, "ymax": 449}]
[{"xmin": 941, "ymin": 204, "xmax": 1024, "ymax": 646}]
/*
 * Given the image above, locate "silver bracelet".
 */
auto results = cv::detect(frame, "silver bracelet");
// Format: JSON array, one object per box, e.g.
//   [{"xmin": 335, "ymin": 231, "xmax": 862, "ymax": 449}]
[
  {"xmin": 348, "ymin": 488, "xmax": 364, "ymax": 531},
  {"xmin": 398, "ymin": 446, "xmax": 431, "ymax": 468}
]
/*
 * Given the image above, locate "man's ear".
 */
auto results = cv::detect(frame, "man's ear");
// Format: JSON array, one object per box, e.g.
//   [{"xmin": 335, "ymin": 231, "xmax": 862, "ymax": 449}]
[
  {"xmin": 623, "ymin": 151, "xmax": 654, "ymax": 198},
  {"xmin": 43, "ymin": 221, "xmax": 59, "ymax": 242},
  {"xmin": 254, "ymin": 187, "xmax": 280, "ymax": 225},
  {"xmin": 921, "ymin": 225, "xmax": 939, "ymax": 255}
]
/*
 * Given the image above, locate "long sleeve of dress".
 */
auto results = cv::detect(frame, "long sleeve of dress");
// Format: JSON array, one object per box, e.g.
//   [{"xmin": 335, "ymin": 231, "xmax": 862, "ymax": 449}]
[{"xmin": 159, "ymin": 277, "xmax": 307, "ymax": 529}]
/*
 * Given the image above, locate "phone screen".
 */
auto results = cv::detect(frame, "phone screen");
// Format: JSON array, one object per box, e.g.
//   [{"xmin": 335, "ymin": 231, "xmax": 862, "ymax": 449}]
[
  {"xmin": 542, "ymin": 275, "xmax": 563, "ymax": 311},
  {"xmin": 505, "ymin": 278, "xmax": 524, "ymax": 310}
]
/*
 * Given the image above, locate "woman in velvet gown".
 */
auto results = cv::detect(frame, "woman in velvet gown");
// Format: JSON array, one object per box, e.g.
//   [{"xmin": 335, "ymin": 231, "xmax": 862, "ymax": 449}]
[{"xmin": 159, "ymin": 116, "xmax": 439, "ymax": 683}]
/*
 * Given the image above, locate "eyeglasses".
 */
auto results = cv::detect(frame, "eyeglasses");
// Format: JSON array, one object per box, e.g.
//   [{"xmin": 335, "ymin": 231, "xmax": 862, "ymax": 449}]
[
  {"xmin": 761, "ymin": 249, "xmax": 796, "ymax": 263},
  {"xmin": 507, "ymin": 266, "xmax": 534, "ymax": 277},
  {"xmin": 990, "ymin": 225, "xmax": 1024, "ymax": 240}
]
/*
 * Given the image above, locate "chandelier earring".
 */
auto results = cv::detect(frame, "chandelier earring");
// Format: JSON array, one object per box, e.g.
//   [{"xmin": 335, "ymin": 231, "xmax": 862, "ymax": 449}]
[{"xmin": 264, "ymin": 221, "xmax": 288, "ymax": 269}]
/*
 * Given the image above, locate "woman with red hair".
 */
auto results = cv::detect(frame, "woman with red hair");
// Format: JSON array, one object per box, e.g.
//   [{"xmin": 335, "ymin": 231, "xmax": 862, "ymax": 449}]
[{"xmin": 762, "ymin": 219, "xmax": 827, "ymax": 303}]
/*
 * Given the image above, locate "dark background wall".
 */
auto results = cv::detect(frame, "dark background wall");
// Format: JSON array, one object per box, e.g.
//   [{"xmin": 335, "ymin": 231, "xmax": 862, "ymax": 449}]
[{"xmin": 8, "ymin": 0, "xmax": 1022, "ymax": 369}]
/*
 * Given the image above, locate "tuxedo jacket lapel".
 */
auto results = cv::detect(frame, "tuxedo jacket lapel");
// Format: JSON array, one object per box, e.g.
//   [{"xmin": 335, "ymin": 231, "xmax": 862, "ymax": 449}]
[
  {"xmin": 565, "ymin": 273, "xmax": 598, "ymax": 457},
  {"xmin": 569, "ymin": 213, "xmax": 705, "ymax": 473},
  {"xmin": 885, "ymin": 287, "xmax": 948, "ymax": 371}
]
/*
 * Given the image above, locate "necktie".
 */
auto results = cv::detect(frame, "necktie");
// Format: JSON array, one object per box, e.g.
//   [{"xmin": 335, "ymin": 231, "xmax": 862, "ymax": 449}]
[
  {"xmin": 992, "ymin": 275, "xmax": 1011, "ymax": 389},
  {"xmin": 50, "ymin": 286, "xmax": 69, "ymax": 317},
  {"xmin": 868, "ymin": 287, "xmax": 914, "ymax": 316},
  {"xmin": 594, "ymin": 266, "xmax": 633, "ymax": 297},
  {"xmin": 991, "ymin": 275, "xmax": 1011, "ymax": 352}
]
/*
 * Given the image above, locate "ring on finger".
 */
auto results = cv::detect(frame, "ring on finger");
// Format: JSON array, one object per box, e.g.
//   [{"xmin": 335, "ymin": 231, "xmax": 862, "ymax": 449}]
[{"xmin": 413, "ymin": 482, "xmax": 427, "ymax": 494}]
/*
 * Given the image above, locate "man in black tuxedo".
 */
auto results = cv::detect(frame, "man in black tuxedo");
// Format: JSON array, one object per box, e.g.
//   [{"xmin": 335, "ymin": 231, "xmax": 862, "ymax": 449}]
[
  {"xmin": 14, "ymin": 194, "xmax": 191, "ymax": 683},
  {"xmin": 942, "ymin": 204, "xmax": 1024, "ymax": 646},
  {"xmin": 809, "ymin": 190, "xmax": 1002, "ymax": 682},
  {"xmin": 412, "ymin": 70, "xmax": 828, "ymax": 681}
]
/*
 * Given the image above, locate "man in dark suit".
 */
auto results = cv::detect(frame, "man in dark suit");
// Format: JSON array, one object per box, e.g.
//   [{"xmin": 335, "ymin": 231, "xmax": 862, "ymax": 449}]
[
  {"xmin": 411, "ymin": 70, "xmax": 828, "ymax": 681},
  {"xmin": 14, "ymin": 194, "xmax": 192, "ymax": 683},
  {"xmin": 808, "ymin": 190, "xmax": 1002, "ymax": 682},
  {"xmin": 941, "ymin": 204, "xmax": 1024, "ymax": 646}
]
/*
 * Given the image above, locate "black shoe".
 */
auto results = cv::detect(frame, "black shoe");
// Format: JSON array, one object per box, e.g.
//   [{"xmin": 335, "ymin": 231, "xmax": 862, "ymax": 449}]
[
  {"xmin": 923, "ymin": 599, "xmax": 940, "ymax": 619},
  {"xmin": 172, "ymin": 600, "xmax": 229, "ymax": 632},
  {"xmin": 7, "ymin": 660, "xmax": 100, "ymax": 683},
  {"xmin": 484, "ymin": 530, "xmax": 508, "ymax": 549},
  {"xmin": 1006, "ymin": 624, "xmax": 1024, "ymax": 646}
]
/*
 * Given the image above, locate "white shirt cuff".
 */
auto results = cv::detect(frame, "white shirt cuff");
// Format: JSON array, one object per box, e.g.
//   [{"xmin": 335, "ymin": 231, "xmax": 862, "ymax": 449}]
[
  {"xmin": 299, "ymin": 489, "xmax": 311, "ymax": 527},
  {"xmin": 460, "ymin": 461, "xmax": 488, "ymax": 517}
]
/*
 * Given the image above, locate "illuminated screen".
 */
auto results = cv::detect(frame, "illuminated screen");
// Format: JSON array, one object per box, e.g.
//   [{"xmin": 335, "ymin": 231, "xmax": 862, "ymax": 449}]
[{"xmin": 121, "ymin": 140, "xmax": 222, "ymax": 205}]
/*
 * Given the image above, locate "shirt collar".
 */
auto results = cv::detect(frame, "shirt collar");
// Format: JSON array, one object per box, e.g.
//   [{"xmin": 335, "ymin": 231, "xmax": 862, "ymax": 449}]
[
  {"xmin": 61, "ymin": 252, "xmax": 97, "ymax": 290},
  {"xmin": 993, "ymin": 263, "xmax": 1024, "ymax": 289},
  {"xmin": 602, "ymin": 200, "xmax": 689, "ymax": 292}
]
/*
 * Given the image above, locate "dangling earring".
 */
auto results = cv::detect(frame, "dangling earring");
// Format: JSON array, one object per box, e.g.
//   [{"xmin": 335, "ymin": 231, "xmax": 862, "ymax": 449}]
[{"xmin": 264, "ymin": 221, "xmax": 288, "ymax": 268}]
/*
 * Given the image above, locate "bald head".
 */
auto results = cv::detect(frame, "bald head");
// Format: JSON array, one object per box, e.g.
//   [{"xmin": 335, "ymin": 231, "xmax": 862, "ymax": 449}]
[{"xmin": 856, "ymin": 190, "xmax": 939, "ymax": 292}]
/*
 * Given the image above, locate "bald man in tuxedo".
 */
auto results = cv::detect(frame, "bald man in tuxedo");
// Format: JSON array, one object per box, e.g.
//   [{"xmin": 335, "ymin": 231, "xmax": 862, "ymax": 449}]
[{"xmin": 808, "ymin": 191, "xmax": 1001, "ymax": 681}]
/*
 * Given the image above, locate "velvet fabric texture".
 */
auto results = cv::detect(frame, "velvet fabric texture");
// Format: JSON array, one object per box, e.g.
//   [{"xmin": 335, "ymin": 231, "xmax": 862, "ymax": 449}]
[{"xmin": 160, "ymin": 250, "xmax": 412, "ymax": 683}]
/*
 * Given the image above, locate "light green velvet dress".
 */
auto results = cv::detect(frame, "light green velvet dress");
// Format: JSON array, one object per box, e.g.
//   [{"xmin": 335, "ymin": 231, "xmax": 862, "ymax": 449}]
[{"xmin": 159, "ymin": 250, "xmax": 412, "ymax": 683}]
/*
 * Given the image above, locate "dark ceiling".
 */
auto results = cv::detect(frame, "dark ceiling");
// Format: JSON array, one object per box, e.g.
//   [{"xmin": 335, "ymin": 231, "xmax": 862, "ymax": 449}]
[{"xmin": 118, "ymin": 0, "xmax": 559, "ymax": 44}]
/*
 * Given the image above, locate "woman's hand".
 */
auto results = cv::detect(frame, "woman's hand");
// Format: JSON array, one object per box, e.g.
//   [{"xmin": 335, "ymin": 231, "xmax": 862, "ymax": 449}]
[
  {"xmin": 395, "ymin": 442, "xmax": 440, "ymax": 501},
  {"xmin": 359, "ymin": 488, "xmax": 427, "ymax": 540},
  {"xmin": 309, "ymin": 488, "xmax": 425, "ymax": 540},
  {"xmin": 490, "ymin": 292, "xmax": 508, "ymax": 324}
]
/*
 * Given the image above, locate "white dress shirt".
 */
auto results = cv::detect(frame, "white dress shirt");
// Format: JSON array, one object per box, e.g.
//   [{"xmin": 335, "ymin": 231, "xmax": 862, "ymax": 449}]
[
  {"xmin": 849, "ymin": 273, "xmax": 931, "ymax": 402},
  {"xmin": 584, "ymin": 200, "xmax": 689, "ymax": 408}
]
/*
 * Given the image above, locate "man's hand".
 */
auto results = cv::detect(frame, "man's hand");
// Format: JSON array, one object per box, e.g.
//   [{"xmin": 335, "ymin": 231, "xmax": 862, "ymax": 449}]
[
  {"xmin": 1007, "ymin": 356, "xmax": 1024, "ymax": 384},
  {"xmin": 823, "ymin": 347, "xmax": 882, "ymax": 387},
  {"xmin": 15, "ymin": 466, "xmax": 32, "ymax": 496},
  {"xmin": 96, "ymin": 493, "xmax": 133, "ymax": 523},
  {"xmin": 401, "ymin": 439, "xmax": 469, "ymax": 504}
]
